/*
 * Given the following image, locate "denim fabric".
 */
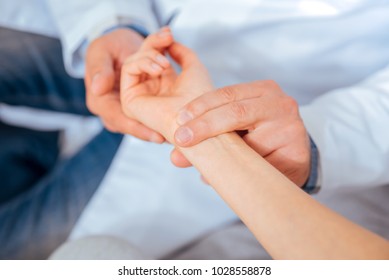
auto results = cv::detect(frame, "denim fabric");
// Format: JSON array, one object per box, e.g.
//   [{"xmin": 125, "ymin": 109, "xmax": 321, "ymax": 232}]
[
  {"xmin": 0, "ymin": 122, "xmax": 60, "ymax": 204},
  {"xmin": 302, "ymin": 136, "xmax": 320, "ymax": 194},
  {"xmin": 0, "ymin": 129, "xmax": 122, "ymax": 259},
  {"xmin": 0, "ymin": 27, "xmax": 88, "ymax": 115},
  {"xmin": 0, "ymin": 27, "xmax": 123, "ymax": 259}
]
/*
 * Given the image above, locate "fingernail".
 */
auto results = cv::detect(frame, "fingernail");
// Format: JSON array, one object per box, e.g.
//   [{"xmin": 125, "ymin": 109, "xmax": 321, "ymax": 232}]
[
  {"xmin": 151, "ymin": 63, "xmax": 163, "ymax": 72},
  {"xmin": 91, "ymin": 73, "xmax": 101, "ymax": 94},
  {"xmin": 157, "ymin": 28, "xmax": 171, "ymax": 37},
  {"xmin": 156, "ymin": 54, "xmax": 170, "ymax": 65},
  {"xmin": 175, "ymin": 127, "xmax": 193, "ymax": 145},
  {"xmin": 177, "ymin": 110, "xmax": 193, "ymax": 125},
  {"xmin": 150, "ymin": 133, "xmax": 164, "ymax": 144}
]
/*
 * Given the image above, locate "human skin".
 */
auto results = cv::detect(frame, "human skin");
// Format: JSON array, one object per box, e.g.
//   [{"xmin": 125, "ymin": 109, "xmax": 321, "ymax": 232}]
[
  {"xmin": 85, "ymin": 27, "xmax": 310, "ymax": 188},
  {"xmin": 84, "ymin": 28, "xmax": 166, "ymax": 143},
  {"xmin": 171, "ymin": 80, "xmax": 311, "ymax": 187},
  {"xmin": 120, "ymin": 31, "xmax": 389, "ymax": 259}
]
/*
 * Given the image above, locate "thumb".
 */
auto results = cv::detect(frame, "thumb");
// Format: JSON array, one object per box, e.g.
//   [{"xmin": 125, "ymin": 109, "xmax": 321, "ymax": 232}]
[
  {"xmin": 170, "ymin": 148, "xmax": 192, "ymax": 168},
  {"xmin": 86, "ymin": 46, "xmax": 116, "ymax": 96},
  {"xmin": 90, "ymin": 68, "xmax": 115, "ymax": 96},
  {"xmin": 168, "ymin": 43, "xmax": 201, "ymax": 70},
  {"xmin": 168, "ymin": 42, "xmax": 214, "ymax": 94}
]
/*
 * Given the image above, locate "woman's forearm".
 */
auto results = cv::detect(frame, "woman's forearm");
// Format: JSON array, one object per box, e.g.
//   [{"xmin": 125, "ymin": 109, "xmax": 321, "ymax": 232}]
[
  {"xmin": 132, "ymin": 96, "xmax": 389, "ymax": 259},
  {"xmin": 179, "ymin": 132, "xmax": 389, "ymax": 259}
]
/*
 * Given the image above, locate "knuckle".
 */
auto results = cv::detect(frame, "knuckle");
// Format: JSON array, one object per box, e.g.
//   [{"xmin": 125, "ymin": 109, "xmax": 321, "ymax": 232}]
[
  {"xmin": 279, "ymin": 123, "xmax": 310, "ymax": 167},
  {"xmin": 143, "ymin": 56, "xmax": 155, "ymax": 67},
  {"xmin": 229, "ymin": 102, "xmax": 248, "ymax": 123},
  {"xmin": 288, "ymin": 143, "xmax": 310, "ymax": 167},
  {"xmin": 284, "ymin": 95, "xmax": 299, "ymax": 109},
  {"xmin": 195, "ymin": 117, "xmax": 212, "ymax": 134},
  {"xmin": 295, "ymin": 120, "xmax": 308, "ymax": 135},
  {"xmin": 250, "ymin": 80, "xmax": 265, "ymax": 93},
  {"xmin": 186, "ymin": 101, "xmax": 204, "ymax": 117},
  {"xmin": 292, "ymin": 147, "xmax": 310, "ymax": 165},
  {"xmin": 124, "ymin": 53, "xmax": 141, "ymax": 66},
  {"xmin": 262, "ymin": 79, "xmax": 278, "ymax": 89},
  {"xmin": 281, "ymin": 95, "xmax": 299, "ymax": 115},
  {"xmin": 218, "ymin": 87, "xmax": 236, "ymax": 103},
  {"xmin": 144, "ymin": 50, "xmax": 158, "ymax": 58},
  {"xmin": 251, "ymin": 80, "xmax": 265, "ymax": 89},
  {"xmin": 253, "ymin": 79, "xmax": 278, "ymax": 91}
]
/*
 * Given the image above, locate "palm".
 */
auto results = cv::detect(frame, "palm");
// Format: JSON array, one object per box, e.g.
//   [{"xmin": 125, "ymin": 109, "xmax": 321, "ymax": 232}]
[
  {"xmin": 141, "ymin": 67, "xmax": 177, "ymax": 97},
  {"xmin": 122, "ymin": 43, "xmax": 213, "ymax": 140}
]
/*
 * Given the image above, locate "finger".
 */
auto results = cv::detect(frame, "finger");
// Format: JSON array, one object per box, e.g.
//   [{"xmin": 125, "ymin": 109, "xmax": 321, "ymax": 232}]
[
  {"xmin": 85, "ymin": 44, "xmax": 116, "ymax": 96},
  {"xmin": 168, "ymin": 42, "xmax": 213, "ymax": 95},
  {"xmin": 135, "ymin": 49, "xmax": 171, "ymax": 68},
  {"xmin": 242, "ymin": 122, "xmax": 288, "ymax": 158},
  {"xmin": 174, "ymin": 98, "xmax": 265, "ymax": 146},
  {"xmin": 90, "ymin": 69, "xmax": 116, "ymax": 97},
  {"xmin": 127, "ymin": 57, "xmax": 164, "ymax": 78},
  {"xmin": 168, "ymin": 42, "xmax": 201, "ymax": 69},
  {"xmin": 170, "ymin": 148, "xmax": 192, "ymax": 168},
  {"xmin": 140, "ymin": 26, "xmax": 174, "ymax": 51},
  {"xmin": 124, "ymin": 49, "xmax": 171, "ymax": 72},
  {"xmin": 263, "ymin": 145, "xmax": 310, "ymax": 187},
  {"xmin": 177, "ymin": 81, "xmax": 268, "ymax": 126},
  {"xmin": 243, "ymin": 119, "xmax": 308, "ymax": 159},
  {"xmin": 121, "ymin": 50, "xmax": 170, "ymax": 92},
  {"xmin": 120, "ymin": 53, "xmax": 171, "ymax": 118}
]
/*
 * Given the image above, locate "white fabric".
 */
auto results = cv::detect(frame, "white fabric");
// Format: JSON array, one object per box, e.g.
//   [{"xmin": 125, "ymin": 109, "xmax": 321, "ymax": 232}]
[
  {"xmin": 71, "ymin": 137, "xmax": 235, "ymax": 258},
  {"xmin": 0, "ymin": 104, "xmax": 101, "ymax": 158},
  {"xmin": 0, "ymin": 0, "xmax": 158, "ymax": 76},
  {"xmin": 0, "ymin": 0, "xmax": 57, "ymax": 37},
  {"xmin": 50, "ymin": 236, "xmax": 146, "ymax": 260},
  {"xmin": 1, "ymin": 0, "xmax": 389, "ymax": 258},
  {"xmin": 300, "ymin": 65, "xmax": 389, "ymax": 190}
]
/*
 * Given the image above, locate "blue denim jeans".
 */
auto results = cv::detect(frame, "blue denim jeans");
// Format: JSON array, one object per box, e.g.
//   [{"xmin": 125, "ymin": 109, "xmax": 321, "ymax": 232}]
[
  {"xmin": 0, "ymin": 122, "xmax": 60, "ymax": 204},
  {"xmin": 0, "ymin": 27, "xmax": 123, "ymax": 259}
]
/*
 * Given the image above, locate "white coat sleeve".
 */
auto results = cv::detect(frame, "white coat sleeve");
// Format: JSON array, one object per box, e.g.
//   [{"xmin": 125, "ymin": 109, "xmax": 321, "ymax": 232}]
[
  {"xmin": 300, "ymin": 65, "xmax": 389, "ymax": 191},
  {"xmin": 45, "ymin": 0, "xmax": 159, "ymax": 77}
]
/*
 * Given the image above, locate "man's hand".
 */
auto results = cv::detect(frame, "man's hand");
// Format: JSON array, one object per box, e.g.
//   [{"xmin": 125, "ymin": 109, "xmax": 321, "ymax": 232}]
[
  {"xmin": 172, "ymin": 81, "xmax": 311, "ymax": 187},
  {"xmin": 84, "ymin": 28, "xmax": 165, "ymax": 143}
]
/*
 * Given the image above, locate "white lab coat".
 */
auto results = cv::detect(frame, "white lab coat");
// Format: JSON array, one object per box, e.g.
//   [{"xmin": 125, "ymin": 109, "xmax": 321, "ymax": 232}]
[
  {"xmin": 1, "ymin": 0, "xmax": 389, "ymax": 258},
  {"xmin": 0, "ymin": 0, "xmax": 159, "ymax": 74}
]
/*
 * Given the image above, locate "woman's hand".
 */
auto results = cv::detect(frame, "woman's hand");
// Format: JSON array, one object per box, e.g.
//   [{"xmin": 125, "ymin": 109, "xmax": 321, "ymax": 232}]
[{"xmin": 120, "ymin": 28, "xmax": 213, "ymax": 140}]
